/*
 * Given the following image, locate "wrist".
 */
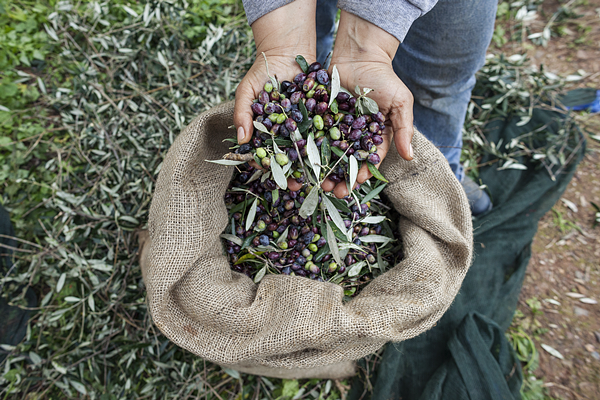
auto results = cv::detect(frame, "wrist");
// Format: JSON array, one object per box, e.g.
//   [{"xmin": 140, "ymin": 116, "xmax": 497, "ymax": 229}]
[
  {"xmin": 333, "ymin": 10, "xmax": 399, "ymax": 64},
  {"xmin": 251, "ymin": 1, "xmax": 317, "ymax": 59}
]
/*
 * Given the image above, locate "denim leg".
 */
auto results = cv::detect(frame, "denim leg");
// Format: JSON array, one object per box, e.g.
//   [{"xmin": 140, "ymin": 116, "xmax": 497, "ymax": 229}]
[
  {"xmin": 315, "ymin": 0, "xmax": 338, "ymax": 67},
  {"xmin": 393, "ymin": 0, "xmax": 498, "ymax": 182}
]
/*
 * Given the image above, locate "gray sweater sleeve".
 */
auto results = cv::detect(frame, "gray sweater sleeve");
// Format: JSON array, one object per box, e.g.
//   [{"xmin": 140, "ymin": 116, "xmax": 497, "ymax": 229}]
[{"xmin": 242, "ymin": 0, "xmax": 438, "ymax": 43}]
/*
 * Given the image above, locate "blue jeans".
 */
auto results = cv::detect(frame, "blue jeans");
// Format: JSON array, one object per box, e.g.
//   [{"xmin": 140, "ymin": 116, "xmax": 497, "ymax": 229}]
[{"xmin": 316, "ymin": 0, "xmax": 498, "ymax": 182}]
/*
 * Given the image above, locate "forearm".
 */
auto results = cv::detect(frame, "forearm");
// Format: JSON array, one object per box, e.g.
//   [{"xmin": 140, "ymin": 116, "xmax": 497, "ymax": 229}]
[
  {"xmin": 333, "ymin": 10, "xmax": 399, "ymax": 64},
  {"xmin": 249, "ymin": 0, "xmax": 317, "ymax": 58}
]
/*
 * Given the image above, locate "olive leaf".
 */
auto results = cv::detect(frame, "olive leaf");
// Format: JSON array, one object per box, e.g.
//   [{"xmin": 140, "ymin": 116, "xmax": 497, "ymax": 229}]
[
  {"xmin": 347, "ymin": 261, "xmax": 366, "ymax": 277},
  {"xmin": 246, "ymin": 169, "xmax": 263, "ymax": 184},
  {"xmin": 329, "ymin": 65, "xmax": 340, "ymax": 107},
  {"xmin": 306, "ymin": 135, "xmax": 321, "ymax": 181},
  {"xmin": 253, "ymin": 120, "xmax": 270, "ymax": 134},
  {"xmin": 322, "ymin": 194, "xmax": 346, "ymax": 235},
  {"xmin": 272, "ymin": 139, "xmax": 283, "ymax": 154},
  {"xmin": 254, "ymin": 265, "xmax": 267, "ymax": 283},
  {"xmin": 361, "ymin": 96, "xmax": 379, "ymax": 114},
  {"xmin": 349, "ymin": 154, "xmax": 358, "ymax": 191},
  {"xmin": 270, "ymin": 156, "xmax": 288, "ymax": 190},
  {"xmin": 367, "ymin": 162, "xmax": 389, "ymax": 183},
  {"xmin": 355, "ymin": 85, "xmax": 361, "ymax": 96},
  {"xmin": 295, "ymin": 55, "xmax": 309, "ymax": 73},
  {"xmin": 360, "ymin": 216, "xmax": 386, "ymax": 224},
  {"xmin": 297, "ymin": 100, "xmax": 311, "ymax": 133},
  {"xmin": 321, "ymin": 136, "xmax": 331, "ymax": 166},
  {"xmin": 220, "ymin": 234, "xmax": 243, "ymax": 246},
  {"xmin": 277, "ymin": 226, "xmax": 289, "ymax": 244},
  {"xmin": 291, "ymin": 128, "xmax": 303, "ymax": 142},
  {"xmin": 359, "ymin": 234, "xmax": 392, "ymax": 245},
  {"xmin": 56, "ymin": 272, "xmax": 66, "ymax": 293},
  {"xmin": 205, "ymin": 159, "xmax": 246, "ymax": 166},
  {"xmin": 245, "ymin": 198, "xmax": 258, "ymax": 232},
  {"xmin": 272, "ymin": 189, "xmax": 279, "ymax": 204},
  {"xmin": 299, "ymin": 187, "xmax": 319, "ymax": 218},
  {"xmin": 326, "ymin": 220, "xmax": 343, "ymax": 266},
  {"xmin": 361, "ymin": 182, "xmax": 387, "ymax": 204}
]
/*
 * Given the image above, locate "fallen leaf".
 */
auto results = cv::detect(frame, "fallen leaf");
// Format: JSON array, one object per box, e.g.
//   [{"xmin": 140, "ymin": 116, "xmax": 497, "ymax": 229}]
[
  {"xmin": 541, "ymin": 344, "xmax": 564, "ymax": 360},
  {"xmin": 565, "ymin": 292, "xmax": 584, "ymax": 299},
  {"xmin": 580, "ymin": 298, "xmax": 597, "ymax": 305}
]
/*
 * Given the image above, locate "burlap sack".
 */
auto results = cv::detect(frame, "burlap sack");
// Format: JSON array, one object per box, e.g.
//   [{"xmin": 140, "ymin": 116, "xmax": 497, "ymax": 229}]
[{"xmin": 145, "ymin": 101, "xmax": 473, "ymax": 379}]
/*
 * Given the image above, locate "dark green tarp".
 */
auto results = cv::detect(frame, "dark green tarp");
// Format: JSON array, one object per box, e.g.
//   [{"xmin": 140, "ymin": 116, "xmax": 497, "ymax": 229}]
[
  {"xmin": 349, "ymin": 108, "xmax": 585, "ymax": 400},
  {"xmin": 0, "ymin": 204, "xmax": 36, "ymax": 364}
]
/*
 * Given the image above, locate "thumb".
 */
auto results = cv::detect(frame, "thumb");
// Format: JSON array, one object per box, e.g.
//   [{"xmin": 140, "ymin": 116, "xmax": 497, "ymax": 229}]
[
  {"xmin": 233, "ymin": 79, "xmax": 258, "ymax": 145},
  {"xmin": 388, "ymin": 98, "xmax": 414, "ymax": 161}
]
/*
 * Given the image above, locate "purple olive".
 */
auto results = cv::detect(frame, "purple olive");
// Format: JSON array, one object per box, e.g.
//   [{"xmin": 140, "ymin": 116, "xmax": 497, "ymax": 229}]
[
  {"xmin": 290, "ymin": 91, "xmax": 304, "ymax": 104},
  {"xmin": 323, "ymin": 114, "xmax": 334, "ymax": 128},
  {"xmin": 259, "ymin": 235, "xmax": 270, "ymax": 246},
  {"xmin": 308, "ymin": 61, "xmax": 322, "ymax": 73},
  {"xmin": 361, "ymin": 137, "xmax": 374, "ymax": 151},
  {"xmin": 336, "ymin": 92, "xmax": 350, "ymax": 103},
  {"xmin": 288, "ymin": 148, "xmax": 299, "ymax": 161},
  {"xmin": 286, "ymin": 83, "xmax": 299, "ymax": 94},
  {"xmin": 270, "ymin": 123, "xmax": 280, "ymax": 135},
  {"xmin": 345, "ymin": 255, "xmax": 354, "ymax": 266},
  {"xmin": 338, "ymin": 140, "xmax": 349, "ymax": 151},
  {"xmin": 281, "ymin": 98, "xmax": 292, "ymax": 112},
  {"xmin": 329, "ymin": 174, "xmax": 343, "ymax": 183},
  {"xmin": 343, "ymin": 114, "xmax": 354, "ymax": 125},
  {"xmin": 367, "ymin": 153, "xmax": 381, "ymax": 164},
  {"xmin": 280, "ymin": 81, "xmax": 292, "ymax": 93},
  {"xmin": 352, "ymin": 116, "xmax": 366, "ymax": 130},
  {"xmin": 305, "ymin": 98, "xmax": 316, "ymax": 113},
  {"xmin": 372, "ymin": 134, "xmax": 384, "ymax": 145},
  {"xmin": 348, "ymin": 130, "xmax": 362, "ymax": 141},
  {"xmin": 372, "ymin": 111, "xmax": 385, "ymax": 124},
  {"xmin": 354, "ymin": 150, "xmax": 369, "ymax": 161},
  {"xmin": 294, "ymin": 73, "xmax": 307, "ymax": 85},
  {"xmin": 316, "ymin": 69, "xmax": 329, "ymax": 85},
  {"xmin": 251, "ymin": 102, "xmax": 264, "ymax": 115},
  {"xmin": 264, "ymin": 102, "xmax": 278, "ymax": 114},
  {"xmin": 338, "ymin": 102, "xmax": 350, "ymax": 111},
  {"xmin": 302, "ymin": 78, "xmax": 316, "ymax": 92},
  {"xmin": 315, "ymin": 102, "xmax": 328, "ymax": 115},
  {"xmin": 270, "ymin": 90, "xmax": 280, "ymax": 101},
  {"xmin": 285, "ymin": 118, "xmax": 297, "ymax": 132},
  {"xmin": 369, "ymin": 122, "xmax": 380, "ymax": 133},
  {"xmin": 257, "ymin": 90, "xmax": 269, "ymax": 105},
  {"xmin": 295, "ymin": 139, "xmax": 306, "ymax": 149},
  {"xmin": 291, "ymin": 109, "xmax": 303, "ymax": 123}
]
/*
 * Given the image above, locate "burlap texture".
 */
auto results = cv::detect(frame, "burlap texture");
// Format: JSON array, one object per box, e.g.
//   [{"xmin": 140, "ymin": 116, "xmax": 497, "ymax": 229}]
[{"xmin": 145, "ymin": 101, "xmax": 473, "ymax": 378}]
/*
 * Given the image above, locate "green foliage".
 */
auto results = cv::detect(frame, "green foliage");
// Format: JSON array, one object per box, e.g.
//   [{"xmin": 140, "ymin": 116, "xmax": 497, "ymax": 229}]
[
  {"xmin": 0, "ymin": 0, "xmax": 52, "ymax": 70},
  {"xmin": 507, "ymin": 304, "xmax": 558, "ymax": 400}
]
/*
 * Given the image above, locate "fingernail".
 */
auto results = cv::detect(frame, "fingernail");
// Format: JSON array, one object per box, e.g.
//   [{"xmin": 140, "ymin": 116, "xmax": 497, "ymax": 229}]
[
  {"xmin": 237, "ymin": 126, "xmax": 244, "ymax": 143},
  {"xmin": 409, "ymin": 144, "xmax": 414, "ymax": 159}
]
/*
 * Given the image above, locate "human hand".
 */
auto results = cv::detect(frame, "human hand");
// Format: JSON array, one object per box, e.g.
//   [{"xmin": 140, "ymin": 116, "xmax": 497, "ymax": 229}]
[
  {"xmin": 321, "ymin": 11, "xmax": 414, "ymax": 198},
  {"xmin": 234, "ymin": 1, "xmax": 317, "ymax": 146}
]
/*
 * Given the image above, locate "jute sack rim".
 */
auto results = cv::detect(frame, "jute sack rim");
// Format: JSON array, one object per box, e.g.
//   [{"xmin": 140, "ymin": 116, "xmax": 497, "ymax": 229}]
[{"xmin": 145, "ymin": 101, "xmax": 473, "ymax": 371}]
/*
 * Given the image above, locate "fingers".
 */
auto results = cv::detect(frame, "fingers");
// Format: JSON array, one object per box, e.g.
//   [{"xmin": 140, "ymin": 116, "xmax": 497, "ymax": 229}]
[
  {"xmin": 321, "ymin": 178, "xmax": 335, "ymax": 192},
  {"xmin": 233, "ymin": 77, "xmax": 258, "ymax": 145},
  {"xmin": 388, "ymin": 96, "xmax": 414, "ymax": 161},
  {"xmin": 287, "ymin": 177, "xmax": 302, "ymax": 191}
]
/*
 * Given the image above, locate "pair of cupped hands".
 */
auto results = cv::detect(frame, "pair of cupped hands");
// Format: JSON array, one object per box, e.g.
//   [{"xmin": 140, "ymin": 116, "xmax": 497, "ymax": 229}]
[{"xmin": 234, "ymin": 2, "xmax": 414, "ymax": 198}]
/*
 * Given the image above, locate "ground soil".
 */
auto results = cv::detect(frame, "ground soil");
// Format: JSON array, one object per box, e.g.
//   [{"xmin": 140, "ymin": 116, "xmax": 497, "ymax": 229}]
[{"xmin": 501, "ymin": 0, "xmax": 600, "ymax": 398}]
